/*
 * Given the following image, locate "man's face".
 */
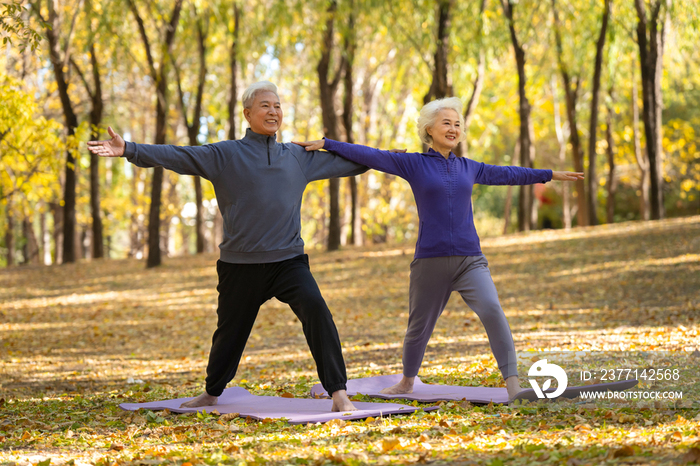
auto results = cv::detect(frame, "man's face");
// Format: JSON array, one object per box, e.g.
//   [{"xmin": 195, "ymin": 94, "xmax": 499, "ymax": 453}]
[{"xmin": 244, "ymin": 90, "xmax": 283, "ymax": 136}]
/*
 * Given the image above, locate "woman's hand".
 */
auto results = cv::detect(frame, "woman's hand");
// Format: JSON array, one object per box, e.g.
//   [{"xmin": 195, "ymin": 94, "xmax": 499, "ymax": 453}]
[
  {"xmin": 552, "ymin": 171, "xmax": 585, "ymax": 181},
  {"xmin": 292, "ymin": 139, "xmax": 325, "ymax": 151},
  {"xmin": 87, "ymin": 126, "xmax": 126, "ymax": 157}
]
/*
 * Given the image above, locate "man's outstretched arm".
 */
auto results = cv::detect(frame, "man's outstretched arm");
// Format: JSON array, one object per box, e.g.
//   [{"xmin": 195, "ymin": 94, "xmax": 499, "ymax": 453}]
[
  {"xmin": 87, "ymin": 126, "xmax": 230, "ymax": 181},
  {"xmin": 286, "ymin": 141, "xmax": 368, "ymax": 182}
]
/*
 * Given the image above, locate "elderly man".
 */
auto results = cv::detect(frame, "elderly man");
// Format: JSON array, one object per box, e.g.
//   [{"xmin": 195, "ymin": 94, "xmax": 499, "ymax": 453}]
[{"xmin": 87, "ymin": 81, "xmax": 364, "ymax": 411}]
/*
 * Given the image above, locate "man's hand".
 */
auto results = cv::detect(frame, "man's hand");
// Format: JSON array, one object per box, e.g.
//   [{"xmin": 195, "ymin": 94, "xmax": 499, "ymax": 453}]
[
  {"xmin": 292, "ymin": 139, "xmax": 324, "ymax": 151},
  {"xmin": 87, "ymin": 126, "xmax": 126, "ymax": 157},
  {"xmin": 552, "ymin": 171, "xmax": 584, "ymax": 181}
]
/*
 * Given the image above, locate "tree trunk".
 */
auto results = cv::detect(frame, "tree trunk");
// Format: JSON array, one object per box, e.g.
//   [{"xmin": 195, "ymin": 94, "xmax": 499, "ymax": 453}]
[
  {"xmin": 340, "ymin": 0, "xmax": 361, "ymax": 246},
  {"xmin": 458, "ymin": 0, "xmax": 487, "ymax": 158},
  {"xmin": 88, "ymin": 43, "xmax": 105, "ymax": 259},
  {"xmin": 605, "ymin": 87, "xmax": 617, "ymax": 224},
  {"xmin": 502, "ymin": 139, "xmax": 519, "ymax": 235},
  {"xmin": 129, "ymin": 0, "xmax": 184, "ymax": 268},
  {"xmin": 551, "ymin": 0, "xmax": 586, "ymax": 227},
  {"xmin": 227, "ymin": 2, "xmax": 240, "ymax": 140},
  {"xmin": 37, "ymin": 1, "xmax": 79, "ymax": 263},
  {"xmin": 635, "ymin": 0, "xmax": 667, "ymax": 220},
  {"xmin": 317, "ymin": 0, "xmax": 344, "ymax": 251},
  {"xmin": 423, "ymin": 0, "xmax": 454, "ymax": 105},
  {"xmin": 5, "ymin": 201, "xmax": 14, "ymax": 266},
  {"xmin": 587, "ymin": 0, "xmax": 610, "ymax": 226},
  {"xmin": 349, "ymin": 177, "xmax": 362, "ymax": 245},
  {"xmin": 174, "ymin": 7, "xmax": 208, "ymax": 254},
  {"xmin": 502, "ymin": 0, "xmax": 535, "ymax": 231},
  {"xmin": 40, "ymin": 209, "xmax": 47, "ymax": 264},
  {"xmin": 22, "ymin": 216, "xmax": 40, "ymax": 265},
  {"xmin": 50, "ymin": 202, "xmax": 63, "ymax": 264},
  {"xmin": 551, "ymin": 76, "xmax": 572, "ymax": 229},
  {"xmin": 632, "ymin": 60, "xmax": 650, "ymax": 220},
  {"xmin": 194, "ymin": 177, "xmax": 204, "ymax": 253}
]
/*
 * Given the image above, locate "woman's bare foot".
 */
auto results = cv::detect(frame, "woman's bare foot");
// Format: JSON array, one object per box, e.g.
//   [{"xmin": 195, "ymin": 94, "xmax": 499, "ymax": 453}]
[
  {"xmin": 331, "ymin": 390, "xmax": 357, "ymax": 412},
  {"xmin": 506, "ymin": 376, "xmax": 523, "ymax": 401},
  {"xmin": 380, "ymin": 375, "xmax": 417, "ymax": 394},
  {"xmin": 180, "ymin": 391, "xmax": 218, "ymax": 408}
]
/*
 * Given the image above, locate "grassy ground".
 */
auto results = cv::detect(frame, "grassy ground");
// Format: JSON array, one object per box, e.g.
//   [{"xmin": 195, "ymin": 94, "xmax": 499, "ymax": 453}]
[{"xmin": 1, "ymin": 216, "xmax": 699, "ymax": 465}]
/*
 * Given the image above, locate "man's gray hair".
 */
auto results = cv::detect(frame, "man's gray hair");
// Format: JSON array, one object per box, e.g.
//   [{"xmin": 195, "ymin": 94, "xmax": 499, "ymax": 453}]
[
  {"xmin": 242, "ymin": 81, "xmax": 279, "ymax": 108},
  {"xmin": 417, "ymin": 97, "xmax": 466, "ymax": 146}
]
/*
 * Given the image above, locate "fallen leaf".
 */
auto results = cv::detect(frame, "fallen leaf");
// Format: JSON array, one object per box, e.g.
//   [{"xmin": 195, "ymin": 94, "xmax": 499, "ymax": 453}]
[
  {"xmin": 677, "ymin": 447, "xmax": 700, "ymax": 464},
  {"xmin": 220, "ymin": 413, "xmax": 239, "ymax": 422},
  {"xmin": 382, "ymin": 438, "xmax": 401, "ymax": 452},
  {"xmin": 612, "ymin": 445, "xmax": 635, "ymax": 458}
]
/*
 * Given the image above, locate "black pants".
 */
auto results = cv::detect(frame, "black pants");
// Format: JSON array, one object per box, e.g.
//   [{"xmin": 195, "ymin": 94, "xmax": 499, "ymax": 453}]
[{"xmin": 205, "ymin": 254, "xmax": 348, "ymax": 396}]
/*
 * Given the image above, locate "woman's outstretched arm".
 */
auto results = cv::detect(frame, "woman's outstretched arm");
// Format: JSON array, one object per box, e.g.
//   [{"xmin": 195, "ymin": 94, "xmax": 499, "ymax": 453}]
[
  {"xmin": 293, "ymin": 139, "xmax": 415, "ymax": 179},
  {"xmin": 473, "ymin": 160, "xmax": 583, "ymax": 186}
]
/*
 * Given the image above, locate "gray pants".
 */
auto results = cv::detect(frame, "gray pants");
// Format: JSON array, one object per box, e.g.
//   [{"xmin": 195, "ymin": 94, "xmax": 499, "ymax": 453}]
[{"xmin": 403, "ymin": 255, "xmax": 517, "ymax": 379}]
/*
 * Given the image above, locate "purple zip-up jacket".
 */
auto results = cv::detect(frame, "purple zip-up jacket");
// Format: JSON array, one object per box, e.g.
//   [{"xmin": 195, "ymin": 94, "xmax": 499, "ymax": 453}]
[{"xmin": 323, "ymin": 139, "xmax": 552, "ymax": 259}]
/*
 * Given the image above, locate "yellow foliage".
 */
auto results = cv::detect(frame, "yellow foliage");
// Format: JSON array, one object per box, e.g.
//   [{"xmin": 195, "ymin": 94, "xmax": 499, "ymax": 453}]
[{"xmin": 0, "ymin": 74, "xmax": 64, "ymax": 210}]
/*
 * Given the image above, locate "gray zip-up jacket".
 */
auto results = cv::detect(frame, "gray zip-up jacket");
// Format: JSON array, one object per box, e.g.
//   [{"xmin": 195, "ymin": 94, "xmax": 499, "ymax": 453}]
[{"xmin": 124, "ymin": 128, "xmax": 367, "ymax": 264}]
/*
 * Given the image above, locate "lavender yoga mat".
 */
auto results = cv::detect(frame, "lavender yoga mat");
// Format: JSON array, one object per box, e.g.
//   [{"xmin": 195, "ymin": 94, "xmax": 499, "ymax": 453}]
[
  {"xmin": 310, "ymin": 374, "xmax": 638, "ymax": 404},
  {"xmin": 119, "ymin": 387, "xmax": 436, "ymax": 425}
]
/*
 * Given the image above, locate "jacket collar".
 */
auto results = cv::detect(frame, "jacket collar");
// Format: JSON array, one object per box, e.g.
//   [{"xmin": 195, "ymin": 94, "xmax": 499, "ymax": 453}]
[
  {"xmin": 424, "ymin": 147, "xmax": 455, "ymax": 160},
  {"xmin": 243, "ymin": 128, "xmax": 277, "ymax": 143}
]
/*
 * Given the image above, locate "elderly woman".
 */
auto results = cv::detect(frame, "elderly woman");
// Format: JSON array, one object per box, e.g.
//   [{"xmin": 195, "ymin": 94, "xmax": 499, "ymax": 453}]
[{"xmin": 294, "ymin": 97, "xmax": 583, "ymax": 399}]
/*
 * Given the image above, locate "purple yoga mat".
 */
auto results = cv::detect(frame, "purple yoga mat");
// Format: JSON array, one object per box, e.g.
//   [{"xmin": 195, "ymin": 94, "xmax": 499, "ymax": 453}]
[
  {"xmin": 310, "ymin": 374, "xmax": 638, "ymax": 404},
  {"xmin": 119, "ymin": 387, "xmax": 436, "ymax": 425}
]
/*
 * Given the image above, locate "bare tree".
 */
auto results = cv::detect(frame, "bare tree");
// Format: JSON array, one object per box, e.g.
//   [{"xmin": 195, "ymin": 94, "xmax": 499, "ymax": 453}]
[
  {"xmin": 227, "ymin": 1, "xmax": 241, "ymax": 141},
  {"xmin": 632, "ymin": 57, "xmax": 650, "ymax": 220},
  {"xmin": 317, "ymin": 0, "xmax": 345, "ymax": 251},
  {"xmin": 127, "ymin": 0, "xmax": 184, "ymax": 267},
  {"xmin": 5, "ymin": 199, "xmax": 15, "ymax": 266},
  {"xmin": 423, "ymin": 0, "xmax": 454, "ymax": 106},
  {"xmin": 457, "ymin": 0, "xmax": 487, "ymax": 158},
  {"xmin": 70, "ymin": 0, "xmax": 105, "ymax": 258},
  {"xmin": 634, "ymin": 0, "xmax": 669, "ymax": 220},
  {"xmin": 551, "ymin": 75, "xmax": 572, "ymax": 229},
  {"xmin": 605, "ymin": 86, "xmax": 617, "ymax": 224},
  {"xmin": 551, "ymin": 0, "xmax": 587, "ymax": 226},
  {"xmin": 586, "ymin": 0, "xmax": 611, "ymax": 226},
  {"xmin": 174, "ymin": 5, "xmax": 209, "ymax": 254},
  {"xmin": 340, "ymin": 0, "xmax": 362, "ymax": 246},
  {"xmin": 31, "ymin": 0, "xmax": 79, "ymax": 262},
  {"xmin": 501, "ymin": 0, "xmax": 536, "ymax": 231},
  {"xmin": 22, "ymin": 215, "xmax": 40, "ymax": 264}
]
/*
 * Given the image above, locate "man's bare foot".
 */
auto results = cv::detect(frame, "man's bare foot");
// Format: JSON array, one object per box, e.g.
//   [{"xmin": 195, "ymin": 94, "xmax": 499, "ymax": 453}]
[
  {"xmin": 506, "ymin": 376, "xmax": 523, "ymax": 401},
  {"xmin": 380, "ymin": 375, "xmax": 417, "ymax": 394},
  {"xmin": 331, "ymin": 390, "xmax": 357, "ymax": 412},
  {"xmin": 180, "ymin": 392, "xmax": 218, "ymax": 408}
]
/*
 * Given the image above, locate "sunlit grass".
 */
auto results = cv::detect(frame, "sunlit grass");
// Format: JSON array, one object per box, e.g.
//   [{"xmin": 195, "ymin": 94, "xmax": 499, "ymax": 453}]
[{"xmin": 0, "ymin": 216, "xmax": 698, "ymax": 465}]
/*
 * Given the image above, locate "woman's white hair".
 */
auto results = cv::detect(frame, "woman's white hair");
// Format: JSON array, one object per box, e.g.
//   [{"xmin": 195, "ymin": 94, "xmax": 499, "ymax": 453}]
[
  {"xmin": 417, "ymin": 97, "xmax": 466, "ymax": 146},
  {"xmin": 242, "ymin": 81, "xmax": 279, "ymax": 108}
]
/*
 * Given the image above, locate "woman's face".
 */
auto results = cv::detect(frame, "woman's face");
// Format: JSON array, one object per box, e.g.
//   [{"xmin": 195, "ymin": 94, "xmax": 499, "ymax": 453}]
[{"xmin": 427, "ymin": 108, "xmax": 462, "ymax": 152}]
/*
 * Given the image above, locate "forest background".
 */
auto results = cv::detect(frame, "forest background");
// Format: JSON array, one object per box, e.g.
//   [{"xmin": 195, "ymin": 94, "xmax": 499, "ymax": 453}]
[{"xmin": 1, "ymin": 0, "xmax": 699, "ymax": 267}]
